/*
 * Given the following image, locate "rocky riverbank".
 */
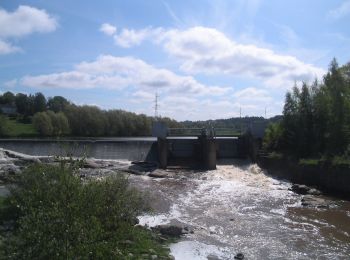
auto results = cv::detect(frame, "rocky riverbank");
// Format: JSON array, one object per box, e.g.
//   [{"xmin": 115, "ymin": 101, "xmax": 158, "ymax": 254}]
[{"xmin": 1, "ymin": 148, "xmax": 350, "ymax": 259}]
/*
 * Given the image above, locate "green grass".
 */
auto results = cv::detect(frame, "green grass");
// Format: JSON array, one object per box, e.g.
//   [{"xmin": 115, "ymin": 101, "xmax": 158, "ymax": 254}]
[
  {"xmin": 6, "ymin": 118, "xmax": 38, "ymax": 137},
  {"xmin": 267, "ymin": 151, "xmax": 283, "ymax": 159},
  {"xmin": 298, "ymin": 158, "xmax": 320, "ymax": 166}
]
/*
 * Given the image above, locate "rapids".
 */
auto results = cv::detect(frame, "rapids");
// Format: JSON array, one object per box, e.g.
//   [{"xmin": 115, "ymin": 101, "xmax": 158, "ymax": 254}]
[{"xmin": 135, "ymin": 160, "xmax": 350, "ymax": 259}]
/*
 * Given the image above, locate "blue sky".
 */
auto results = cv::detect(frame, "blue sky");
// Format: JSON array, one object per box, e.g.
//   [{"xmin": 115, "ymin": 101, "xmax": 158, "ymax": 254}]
[{"xmin": 0, "ymin": 0, "xmax": 349, "ymax": 120}]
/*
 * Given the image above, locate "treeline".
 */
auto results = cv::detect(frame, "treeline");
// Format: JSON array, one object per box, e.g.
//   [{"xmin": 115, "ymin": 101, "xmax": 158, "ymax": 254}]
[
  {"xmin": 183, "ymin": 116, "xmax": 282, "ymax": 132},
  {"xmin": 0, "ymin": 92, "xmax": 180, "ymax": 137},
  {"xmin": 264, "ymin": 58, "xmax": 350, "ymax": 158}
]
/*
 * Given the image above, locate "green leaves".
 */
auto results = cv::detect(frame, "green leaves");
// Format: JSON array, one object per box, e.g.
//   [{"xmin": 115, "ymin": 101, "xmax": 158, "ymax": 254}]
[{"xmin": 0, "ymin": 162, "xmax": 167, "ymax": 259}]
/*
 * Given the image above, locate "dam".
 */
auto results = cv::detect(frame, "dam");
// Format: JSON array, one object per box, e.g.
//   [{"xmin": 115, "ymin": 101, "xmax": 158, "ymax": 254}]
[{"xmin": 0, "ymin": 124, "xmax": 261, "ymax": 169}]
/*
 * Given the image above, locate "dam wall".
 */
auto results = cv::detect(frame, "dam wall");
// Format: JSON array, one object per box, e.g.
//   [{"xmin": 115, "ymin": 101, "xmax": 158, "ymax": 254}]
[{"xmin": 0, "ymin": 138, "xmax": 158, "ymax": 161}]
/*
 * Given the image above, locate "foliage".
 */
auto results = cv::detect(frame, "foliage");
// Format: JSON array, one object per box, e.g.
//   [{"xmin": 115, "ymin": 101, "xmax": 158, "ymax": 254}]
[
  {"xmin": 266, "ymin": 58, "xmax": 350, "ymax": 159},
  {"xmin": 0, "ymin": 162, "xmax": 170, "ymax": 259},
  {"xmin": 33, "ymin": 112, "xmax": 53, "ymax": 136},
  {"xmin": 0, "ymin": 115, "xmax": 10, "ymax": 136},
  {"xmin": 263, "ymin": 122, "xmax": 284, "ymax": 151}
]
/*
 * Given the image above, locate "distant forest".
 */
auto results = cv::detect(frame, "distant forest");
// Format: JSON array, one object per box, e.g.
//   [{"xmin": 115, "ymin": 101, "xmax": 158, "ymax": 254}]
[
  {"xmin": 0, "ymin": 93, "xmax": 180, "ymax": 137},
  {"xmin": 0, "ymin": 90, "xmax": 277, "ymax": 137}
]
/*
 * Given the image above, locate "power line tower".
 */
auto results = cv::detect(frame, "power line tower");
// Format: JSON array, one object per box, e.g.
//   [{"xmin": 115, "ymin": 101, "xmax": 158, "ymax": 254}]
[{"xmin": 154, "ymin": 92, "xmax": 159, "ymax": 120}]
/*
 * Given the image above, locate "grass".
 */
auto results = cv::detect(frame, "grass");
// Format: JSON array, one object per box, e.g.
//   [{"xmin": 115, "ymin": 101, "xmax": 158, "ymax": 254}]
[
  {"xmin": 4, "ymin": 118, "xmax": 38, "ymax": 137},
  {"xmin": 267, "ymin": 151, "xmax": 283, "ymax": 159},
  {"xmin": 298, "ymin": 158, "xmax": 320, "ymax": 166}
]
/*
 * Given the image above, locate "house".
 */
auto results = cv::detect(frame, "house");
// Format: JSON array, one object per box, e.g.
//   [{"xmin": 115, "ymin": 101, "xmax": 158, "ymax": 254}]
[{"xmin": 0, "ymin": 104, "xmax": 17, "ymax": 115}]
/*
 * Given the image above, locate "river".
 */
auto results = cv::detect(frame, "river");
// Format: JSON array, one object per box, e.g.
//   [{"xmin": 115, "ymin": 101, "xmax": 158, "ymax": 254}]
[{"xmin": 133, "ymin": 159, "xmax": 350, "ymax": 259}]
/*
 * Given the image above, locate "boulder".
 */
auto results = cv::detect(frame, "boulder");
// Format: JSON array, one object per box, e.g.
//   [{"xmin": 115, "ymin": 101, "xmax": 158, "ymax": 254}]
[
  {"xmin": 234, "ymin": 253, "xmax": 245, "ymax": 260},
  {"xmin": 207, "ymin": 254, "xmax": 221, "ymax": 260},
  {"xmin": 153, "ymin": 225, "xmax": 185, "ymax": 237},
  {"xmin": 301, "ymin": 195, "xmax": 331, "ymax": 208},
  {"xmin": 290, "ymin": 184, "xmax": 321, "ymax": 195},
  {"xmin": 290, "ymin": 184, "xmax": 310, "ymax": 195}
]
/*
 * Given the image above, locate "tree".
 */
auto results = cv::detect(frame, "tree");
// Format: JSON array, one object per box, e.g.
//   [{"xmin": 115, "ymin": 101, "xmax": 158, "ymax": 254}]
[
  {"xmin": 47, "ymin": 96, "xmax": 69, "ymax": 112},
  {"xmin": 47, "ymin": 111, "xmax": 70, "ymax": 136},
  {"xmin": 0, "ymin": 115, "xmax": 10, "ymax": 136},
  {"xmin": 33, "ymin": 92, "xmax": 47, "ymax": 113},
  {"xmin": 15, "ymin": 93, "xmax": 29, "ymax": 115},
  {"xmin": 0, "ymin": 91, "xmax": 15, "ymax": 104},
  {"xmin": 33, "ymin": 112, "xmax": 53, "ymax": 136}
]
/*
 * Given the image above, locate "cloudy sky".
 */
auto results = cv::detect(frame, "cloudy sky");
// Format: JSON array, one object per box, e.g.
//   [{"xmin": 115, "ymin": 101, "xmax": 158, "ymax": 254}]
[{"xmin": 0, "ymin": 0, "xmax": 349, "ymax": 120}]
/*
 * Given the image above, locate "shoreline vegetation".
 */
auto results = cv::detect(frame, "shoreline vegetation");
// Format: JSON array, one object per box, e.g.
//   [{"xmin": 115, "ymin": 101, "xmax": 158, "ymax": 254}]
[
  {"xmin": 0, "ymin": 158, "xmax": 176, "ymax": 259},
  {"xmin": 259, "ymin": 58, "xmax": 350, "ymax": 195}
]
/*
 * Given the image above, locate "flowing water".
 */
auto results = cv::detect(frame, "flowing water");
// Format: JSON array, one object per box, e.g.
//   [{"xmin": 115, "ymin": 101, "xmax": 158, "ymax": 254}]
[{"xmin": 135, "ymin": 160, "xmax": 350, "ymax": 259}]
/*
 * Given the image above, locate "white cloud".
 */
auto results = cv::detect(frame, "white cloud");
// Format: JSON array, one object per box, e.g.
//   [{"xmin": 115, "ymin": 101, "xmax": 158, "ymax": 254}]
[
  {"xmin": 0, "ymin": 39, "xmax": 21, "ymax": 54},
  {"xmin": 100, "ymin": 23, "xmax": 116, "ymax": 36},
  {"xmin": 233, "ymin": 87, "xmax": 272, "ymax": 103},
  {"xmin": 328, "ymin": 0, "xmax": 350, "ymax": 20},
  {"xmin": 0, "ymin": 5, "xmax": 57, "ymax": 38},
  {"xmin": 113, "ymin": 27, "xmax": 163, "ymax": 48},
  {"xmin": 103, "ymin": 25, "xmax": 325, "ymax": 88},
  {"xmin": 159, "ymin": 27, "xmax": 325, "ymax": 88},
  {"xmin": 0, "ymin": 5, "xmax": 57, "ymax": 55},
  {"xmin": 20, "ymin": 55, "xmax": 228, "ymax": 96}
]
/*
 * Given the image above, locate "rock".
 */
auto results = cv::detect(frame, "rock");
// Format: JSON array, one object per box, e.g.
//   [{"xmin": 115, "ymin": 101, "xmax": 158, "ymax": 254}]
[
  {"xmin": 290, "ymin": 184, "xmax": 310, "ymax": 195},
  {"xmin": 0, "ymin": 164, "xmax": 20, "ymax": 175},
  {"xmin": 308, "ymin": 188, "xmax": 322, "ymax": 195},
  {"xmin": 84, "ymin": 160, "xmax": 100, "ymax": 169},
  {"xmin": 301, "ymin": 195, "xmax": 330, "ymax": 208},
  {"xmin": 234, "ymin": 253, "xmax": 244, "ymax": 260},
  {"xmin": 229, "ymin": 218, "xmax": 234, "ymax": 221},
  {"xmin": 153, "ymin": 225, "xmax": 184, "ymax": 237},
  {"xmin": 148, "ymin": 170, "xmax": 169, "ymax": 178},
  {"xmin": 207, "ymin": 254, "xmax": 220, "ymax": 260}
]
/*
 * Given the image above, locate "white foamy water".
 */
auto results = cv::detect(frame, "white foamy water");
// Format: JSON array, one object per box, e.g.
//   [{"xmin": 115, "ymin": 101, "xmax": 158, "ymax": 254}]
[{"xmin": 138, "ymin": 161, "xmax": 350, "ymax": 259}]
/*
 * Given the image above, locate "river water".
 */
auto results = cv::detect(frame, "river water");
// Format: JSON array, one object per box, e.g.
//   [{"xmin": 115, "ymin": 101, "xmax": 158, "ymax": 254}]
[{"xmin": 134, "ymin": 160, "xmax": 350, "ymax": 259}]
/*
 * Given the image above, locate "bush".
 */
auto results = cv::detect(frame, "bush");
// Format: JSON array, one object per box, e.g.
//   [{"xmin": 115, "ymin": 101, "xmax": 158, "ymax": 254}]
[
  {"xmin": 0, "ymin": 115, "xmax": 10, "ymax": 136},
  {"xmin": 0, "ymin": 162, "xmax": 169, "ymax": 259}
]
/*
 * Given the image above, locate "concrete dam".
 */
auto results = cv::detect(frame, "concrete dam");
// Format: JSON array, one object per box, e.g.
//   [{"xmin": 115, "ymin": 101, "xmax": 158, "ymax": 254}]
[{"xmin": 0, "ymin": 135, "xmax": 252, "ymax": 169}]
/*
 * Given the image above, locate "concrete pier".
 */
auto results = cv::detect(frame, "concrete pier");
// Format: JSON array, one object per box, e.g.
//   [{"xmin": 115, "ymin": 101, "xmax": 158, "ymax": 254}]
[
  {"xmin": 157, "ymin": 137, "xmax": 168, "ymax": 169},
  {"xmin": 199, "ymin": 136, "xmax": 216, "ymax": 170}
]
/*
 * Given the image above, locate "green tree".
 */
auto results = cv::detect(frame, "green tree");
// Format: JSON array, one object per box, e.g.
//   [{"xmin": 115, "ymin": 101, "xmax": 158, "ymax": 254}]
[
  {"xmin": 0, "ymin": 91, "xmax": 15, "ymax": 104},
  {"xmin": 47, "ymin": 96, "xmax": 69, "ymax": 112},
  {"xmin": 33, "ymin": 92, "xmax": 47, "ymax": 113},
  {"xmin": 33, "ymin": 112, "xmax": 53, "ymax": 136},
  {"xmin": 0, "ymin": 115, "xmax": 10, "ymax": 136},
  {"xmin": 15, "ymin": 93, "xmax": 29, "ymax": 115}
]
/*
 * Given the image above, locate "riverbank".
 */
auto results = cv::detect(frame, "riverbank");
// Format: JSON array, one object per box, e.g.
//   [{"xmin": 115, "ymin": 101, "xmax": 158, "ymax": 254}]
[
  {"xmin": 257, "ymin": 155, "xmax": 350, "ymax": 197},
  {"xmin": 1, "ymin": 148, "xmax": 350, "ymax": 258}
]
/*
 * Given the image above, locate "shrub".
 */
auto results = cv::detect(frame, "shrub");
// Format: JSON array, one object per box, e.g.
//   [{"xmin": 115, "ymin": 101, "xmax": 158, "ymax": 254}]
[{"xmin": 0, "ymin": 162, "xmax": 169, "ymax": 259}]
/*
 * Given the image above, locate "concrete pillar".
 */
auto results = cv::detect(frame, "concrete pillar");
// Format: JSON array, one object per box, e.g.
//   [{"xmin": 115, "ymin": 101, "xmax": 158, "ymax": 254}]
[
  {"xmin": 200, "ymin": 137, "xmax": 216, "ymax": 170},
  {"xmin": 157, "ymin": 137, "xmax": 168, "ymax": 169}
]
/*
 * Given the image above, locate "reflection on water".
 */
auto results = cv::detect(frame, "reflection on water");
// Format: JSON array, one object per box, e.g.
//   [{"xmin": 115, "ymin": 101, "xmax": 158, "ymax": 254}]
[{"xmin": 136, "ymin": 160, "xmax": 350, "ymax": 259}]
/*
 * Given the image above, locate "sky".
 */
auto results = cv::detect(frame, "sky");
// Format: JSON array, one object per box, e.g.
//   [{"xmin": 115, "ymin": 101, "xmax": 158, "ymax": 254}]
[{"xmin": 0, "ymin": 0, "xmax": 349, "ymax": 121}]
